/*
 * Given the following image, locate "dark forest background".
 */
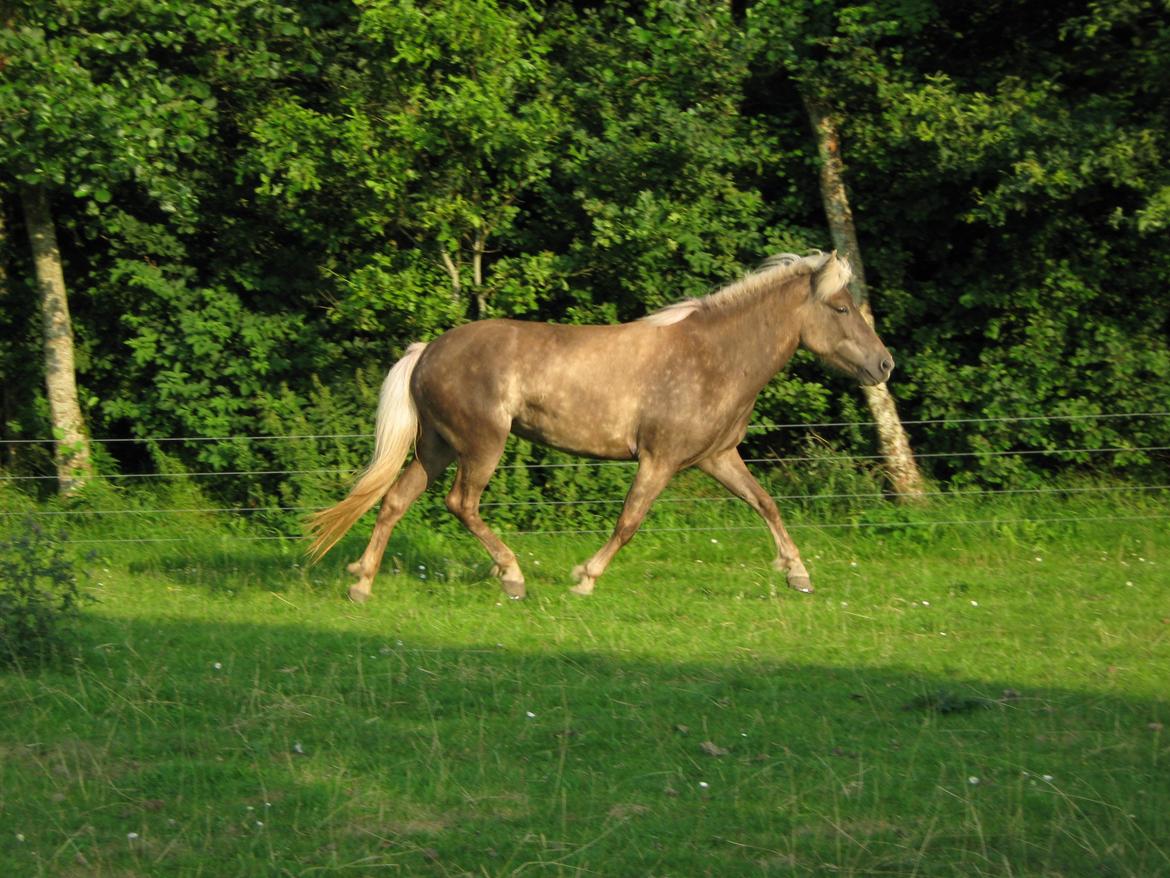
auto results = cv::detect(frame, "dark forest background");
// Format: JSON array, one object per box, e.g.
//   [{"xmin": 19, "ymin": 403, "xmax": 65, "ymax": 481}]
[{"xmin": 3, "ymin": 0, "xmax": 1168, "ymax": 523}]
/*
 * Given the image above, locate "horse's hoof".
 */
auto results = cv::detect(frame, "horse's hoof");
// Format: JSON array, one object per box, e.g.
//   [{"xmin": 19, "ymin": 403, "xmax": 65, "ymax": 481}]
[
  {"xmin": 348, "ymin": 584, "xmax": 371, "ymax": 604},
  {"xmin": 501, "ymin": 578, "xmax": 527, "ymax": 600},
  {"xmin": 570, "ymin": 566, "xmax": 596, "ymax": 595},
  {"xmin": 787, "ymin": 574, "xmax": 814, "ymax": 593}
]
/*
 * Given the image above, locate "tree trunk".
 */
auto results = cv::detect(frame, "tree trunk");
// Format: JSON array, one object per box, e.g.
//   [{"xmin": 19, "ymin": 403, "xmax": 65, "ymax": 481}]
[
  {"xmin": 440, "ymin": 247, "xmax": 462, "ymax": 303},
  {"xmin": 803, "ymin": 95, "xmax": 927, "ymax": 500},
  {"xmin": 21, "ymin": 183, "xmax": 93, "ymax": 496},
  {"xmin": 471, "ymin": 230, "xmax": 487, "ymax": 319}
]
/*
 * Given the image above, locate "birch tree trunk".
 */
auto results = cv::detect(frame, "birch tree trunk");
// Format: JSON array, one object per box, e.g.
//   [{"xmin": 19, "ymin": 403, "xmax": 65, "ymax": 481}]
[
  {"xmin": 471, "ymin": 230, "xmax": 488, "ymax": 319},
  {"xmin": 803, "ymin": 95, "xmax": 926, "ymax": 500},
  {"xmin": 441, "ymin": 235, "xmax": 489, "ymax": 320},
  {"xmin": 21, "ymin": 184, "xmax": 94, "ymax": 496}
]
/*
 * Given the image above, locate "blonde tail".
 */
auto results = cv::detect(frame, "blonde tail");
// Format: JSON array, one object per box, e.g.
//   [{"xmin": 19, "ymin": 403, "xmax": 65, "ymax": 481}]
[{"xmin": 306, "ymin": 342, "xmax": 427, "ymax": 560}]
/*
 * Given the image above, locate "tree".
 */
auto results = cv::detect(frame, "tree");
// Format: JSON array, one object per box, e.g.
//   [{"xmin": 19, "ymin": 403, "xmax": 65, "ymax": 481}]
[
  {"xmin": 747, "ymin": 0, "xmax": 928, "ymax": 498},
  {"xmin": 0, "ymin": 2, "xmax": 214, "ymax": 493},
  {"xmin": 804, "ymin": 95, "xmax": 926, "ymax": 499},
  {"xmin": 19, "ymin": 184, "xmax": 91, "ymax": 494},
  {"xmin": 846, "ymin": 0, "xmax": 1170, "ymax": 484},
  {"xmin": 540, "ymin": 1, "xmax": 779, "ymax": 323},
  {"xmin": 247, "ymin": 0, "xmax": 564, "ymax": 336}
]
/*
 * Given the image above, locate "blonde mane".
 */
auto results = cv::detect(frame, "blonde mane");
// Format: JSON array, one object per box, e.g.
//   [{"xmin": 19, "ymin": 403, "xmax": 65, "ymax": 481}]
[{"xmin": 640, "ymin": 251, "xmax": 853, "ymax": 327}]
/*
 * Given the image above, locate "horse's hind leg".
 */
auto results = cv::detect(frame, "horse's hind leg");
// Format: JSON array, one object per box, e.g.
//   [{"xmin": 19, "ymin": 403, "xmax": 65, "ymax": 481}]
[
  {"xmin": 445, "ymin": 443, "xmax": 526, "ymax": 599},
  {"xmin": 348, "ymin": 430, "xmax": 453, "ymax": 603},
  {"xmin": 697, "ymin": 448, "xmax": 812, "ymax": 592},
  {"xmin": 571, "ymin": 456, "xmax": 675, "ymax": 595}
]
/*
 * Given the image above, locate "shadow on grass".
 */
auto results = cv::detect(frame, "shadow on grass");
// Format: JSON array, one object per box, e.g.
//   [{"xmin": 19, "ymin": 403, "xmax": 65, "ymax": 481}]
[
  {"xmin": 2, "ymin": 598, "xmax": 1167, "ymax": 878},
  {"xmin": 118, "ymin": 526, "xmax": 502, "ymax": 595}
]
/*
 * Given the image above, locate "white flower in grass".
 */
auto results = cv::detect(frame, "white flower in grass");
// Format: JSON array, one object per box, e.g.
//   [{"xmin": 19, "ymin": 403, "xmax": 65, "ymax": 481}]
[
  {"xmin": 213, "ymin": 662, "xmax": 222, "ymax": 670},
  {"xmin": 970, "ymin": 600, "xmax": 979, "ymax": 607},
  {"xmin": 15, "ymin": 833, "xmax": 25, "ymax": 843},
  {"xmin": 1042, "ymin": 774, "xmax": 1054, "ymax": 782},
  {"xmin": 127, "ymin": 832, "xmax": 139, "ymax": 841},
  {"xmin": 698, "ymin": 781, "xmax": 710, "ymax": 789},
  {"xmin": 968, "ymin": 776, "xmax": 980, "ymax": 785},
  {"xmin": 922, "ymin": 600, "xmax": 931, "ymax": 607},
  {"xmin": 526, "ymin": 711, "xmax": 536, "ymax": 718}
]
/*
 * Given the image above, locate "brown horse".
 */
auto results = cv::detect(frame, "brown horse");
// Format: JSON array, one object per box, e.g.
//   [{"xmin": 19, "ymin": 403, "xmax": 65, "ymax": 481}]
[{"xmin": 308, "ymin": 251, "xmax": 893, "ymax": 602}]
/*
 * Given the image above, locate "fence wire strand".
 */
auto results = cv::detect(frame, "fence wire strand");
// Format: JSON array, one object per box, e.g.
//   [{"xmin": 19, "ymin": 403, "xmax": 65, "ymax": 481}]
[
  {"xmin": 3, "ymin": 443, "xmax": 1169, "ymax": 484},
  {"xmin": 2, "ymin": 410, "xmax": 1168, "ymax": 447},
  {"xmin": 5, "ymin": 482, "xmax": 1169, "ymax": 519}
]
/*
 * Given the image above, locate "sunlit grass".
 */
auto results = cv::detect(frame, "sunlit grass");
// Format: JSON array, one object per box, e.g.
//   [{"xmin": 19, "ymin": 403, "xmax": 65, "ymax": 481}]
[{"xmin": 1, "ymin": 491, "xmax": 1167, "ymax": 876}]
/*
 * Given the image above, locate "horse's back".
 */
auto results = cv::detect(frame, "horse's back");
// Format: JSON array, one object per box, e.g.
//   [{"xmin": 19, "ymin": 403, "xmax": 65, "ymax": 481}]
[{"xmin": 411, "ymin": 318, "xmax": 672, "ymax": 459}]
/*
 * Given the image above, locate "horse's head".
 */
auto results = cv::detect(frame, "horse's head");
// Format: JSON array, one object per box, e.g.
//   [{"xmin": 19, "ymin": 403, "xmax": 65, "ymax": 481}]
[{"xmin": 798, "ymin": 252, "xmax": 894, "ymax": 386}]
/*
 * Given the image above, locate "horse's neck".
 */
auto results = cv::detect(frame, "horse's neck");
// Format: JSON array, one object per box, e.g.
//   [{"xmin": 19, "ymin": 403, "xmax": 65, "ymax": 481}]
[{"xmin": 696, "ymin": 282, "xmax": 803, "ymax": 386}]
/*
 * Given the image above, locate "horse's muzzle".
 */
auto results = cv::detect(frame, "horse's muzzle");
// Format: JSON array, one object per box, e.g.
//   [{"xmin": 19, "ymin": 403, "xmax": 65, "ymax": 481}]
[{"xmin": 859, "ymin": 354, "xmax": 895, "ymax": 386}]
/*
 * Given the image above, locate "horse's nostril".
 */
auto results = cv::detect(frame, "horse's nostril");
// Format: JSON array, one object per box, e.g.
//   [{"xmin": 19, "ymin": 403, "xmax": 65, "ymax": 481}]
[{"xmin": 881, "ymin": 358, "xmax": 894, "ymax": 374}]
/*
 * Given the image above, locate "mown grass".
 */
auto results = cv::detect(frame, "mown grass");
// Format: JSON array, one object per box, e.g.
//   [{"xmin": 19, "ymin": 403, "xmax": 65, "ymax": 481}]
[{"xmin": 1, "ymin": 488, "xmax": 1168, "ymax": 876}]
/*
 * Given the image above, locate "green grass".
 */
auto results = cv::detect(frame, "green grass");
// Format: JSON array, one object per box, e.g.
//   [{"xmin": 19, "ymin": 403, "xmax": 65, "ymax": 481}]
[{"xmin": 1, "ymin": 491, "xmax": 1168, "ymax": 876}]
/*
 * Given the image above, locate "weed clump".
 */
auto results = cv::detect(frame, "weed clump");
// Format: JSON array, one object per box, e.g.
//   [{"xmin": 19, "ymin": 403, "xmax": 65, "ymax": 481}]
[{"xmin": 0, "ymin": 518, "xmax": 90, "ymax": 667}]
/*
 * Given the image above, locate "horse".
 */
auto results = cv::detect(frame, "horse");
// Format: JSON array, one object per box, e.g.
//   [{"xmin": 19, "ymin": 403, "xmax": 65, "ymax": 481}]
[{"xmin": 307, "ymin": 251, "xmax": 894, "ymax": 602}]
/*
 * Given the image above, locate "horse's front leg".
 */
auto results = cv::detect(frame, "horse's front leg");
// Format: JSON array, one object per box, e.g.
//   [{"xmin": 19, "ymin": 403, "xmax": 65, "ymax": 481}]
[
  {"xmin": 571, "ymin": 457, "xmax": 675, "ymax": 595},
  {"xmin": 697, "ymin": 449, "xmax": 812, "ymax": 593}
]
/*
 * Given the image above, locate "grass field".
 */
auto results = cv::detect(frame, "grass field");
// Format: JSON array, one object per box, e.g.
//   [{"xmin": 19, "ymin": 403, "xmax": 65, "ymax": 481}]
[{"xmin": 1, "ymin": 490, "xmax": 1168, "ymax": 876}]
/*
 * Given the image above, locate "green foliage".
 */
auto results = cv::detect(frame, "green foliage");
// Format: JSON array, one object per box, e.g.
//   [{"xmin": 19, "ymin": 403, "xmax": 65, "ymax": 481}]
[
  {"xmin": 0, "ymin": 1, "xmax": 218, "ymax": 215},
  {"xmin": 2, "ymin": 0, "xmax": 1168, "ymax": 511},
  {"xmin": 0, "ymin": 518, "xmax": 90, "ymax": 667}
]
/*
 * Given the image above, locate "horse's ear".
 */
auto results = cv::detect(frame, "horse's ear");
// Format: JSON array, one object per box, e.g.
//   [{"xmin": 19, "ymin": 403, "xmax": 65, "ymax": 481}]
[{"xmin": 812, "ymin": 251, "xmax": 852, "ymax": 300}]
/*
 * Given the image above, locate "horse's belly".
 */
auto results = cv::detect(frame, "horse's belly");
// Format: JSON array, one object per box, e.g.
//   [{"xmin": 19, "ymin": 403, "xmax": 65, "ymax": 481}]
[{"xmin": 511, "ymin": 403, "xmax": 636, "ymax": 461}]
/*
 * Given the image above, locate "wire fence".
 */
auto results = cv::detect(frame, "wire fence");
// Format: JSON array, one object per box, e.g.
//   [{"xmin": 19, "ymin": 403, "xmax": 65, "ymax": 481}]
[
  {"xmin": 3, "ymin": 442, "xmax": 1170, "ymax": 483},
  {"xmin": 50, "ymin": 513, "xmax": 1170, "ymax": 546},
  {"xmin": 3, "ymin": 482, "xmax": 1169, "ymax": 520},
  {"xmin": 1, "ymin": 409, "xmax": 1168, "ymax": 449},
  {"xmin": 3, "ymin": 411, "xmax": 1168, "ymax": 546}
]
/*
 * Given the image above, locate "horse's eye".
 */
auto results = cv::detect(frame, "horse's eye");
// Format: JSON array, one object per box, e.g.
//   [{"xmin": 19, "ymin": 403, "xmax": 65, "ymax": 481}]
[{"xmin": 834, "ymin": 305, "xmax": 848, "ymax": 314}]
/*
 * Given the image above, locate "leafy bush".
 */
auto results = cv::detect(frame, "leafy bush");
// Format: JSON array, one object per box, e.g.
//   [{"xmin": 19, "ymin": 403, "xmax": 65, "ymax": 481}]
[{"xmin": 0, "ymin": 519, "xmax": 91, "ymax": 667}]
